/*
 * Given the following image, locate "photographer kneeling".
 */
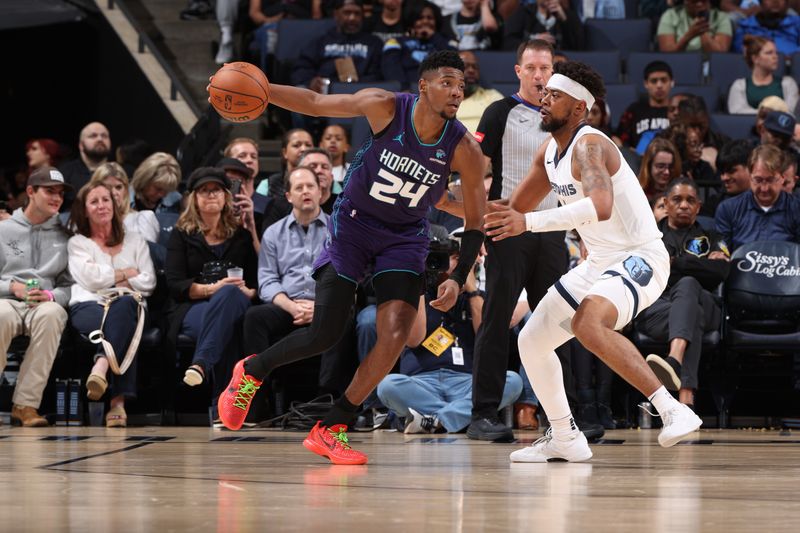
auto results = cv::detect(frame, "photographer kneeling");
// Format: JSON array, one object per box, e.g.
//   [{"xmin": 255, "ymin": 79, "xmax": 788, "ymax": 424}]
[{"xmin": 376, "ymin": 234, "xmax": 523, "ymax": 434}]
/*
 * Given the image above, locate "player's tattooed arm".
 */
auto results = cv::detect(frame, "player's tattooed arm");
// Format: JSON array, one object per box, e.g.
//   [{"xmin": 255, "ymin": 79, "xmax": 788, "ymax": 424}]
[{"xmin": 572, "ymin": 134, "xmax": 615, "ymax": 221}]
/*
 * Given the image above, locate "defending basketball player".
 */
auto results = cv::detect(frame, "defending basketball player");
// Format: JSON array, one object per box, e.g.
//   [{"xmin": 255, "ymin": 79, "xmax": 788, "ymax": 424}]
[
  {"xmin": 484, "ymin": 61, "xmax": 702, "ymax": 462},
  {"xmin": 212, "ymin": 51, "xmax": 486, "ymax": 465}
]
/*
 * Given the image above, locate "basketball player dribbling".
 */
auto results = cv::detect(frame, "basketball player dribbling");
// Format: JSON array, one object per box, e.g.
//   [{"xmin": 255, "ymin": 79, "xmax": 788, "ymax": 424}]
[
  {"xmin": 484, "ymin": 60, "xmax": 703, "ymax": 462},
  {"xmin": 214, "ymin": 51, "xmax": 487, "ymax": 465}
]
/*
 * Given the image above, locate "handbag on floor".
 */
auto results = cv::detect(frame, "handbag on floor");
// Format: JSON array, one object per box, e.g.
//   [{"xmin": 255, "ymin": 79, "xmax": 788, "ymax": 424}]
[{"xmin": 87, "ymin": 287, "xmax": 146, "ymax": 375}]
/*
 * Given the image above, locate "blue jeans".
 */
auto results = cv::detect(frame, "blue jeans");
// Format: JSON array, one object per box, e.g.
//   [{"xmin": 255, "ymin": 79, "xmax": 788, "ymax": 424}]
[
  {"xmin": 181, "ymin": 284, "xmax": 250, "ymax": 395},
  {"xmin": 377, "ymin": 369, "xmax": 523, "ymax": 432},
  {"xmin": 70, "ymin": 296, "xmax": 141, "ymax": 399},
  {"xmin": 355, "ymin": 304, "xmax": 382, "ymax": 408}
]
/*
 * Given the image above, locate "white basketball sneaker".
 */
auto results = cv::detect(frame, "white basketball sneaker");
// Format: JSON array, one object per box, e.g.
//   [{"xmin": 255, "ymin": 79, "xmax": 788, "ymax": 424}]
[
  {"xmin": 509, "ymin": 428, "xmax": 593, "ymax": 463},
  {"xmin": 658, "ymin": 403, "xmax": 703, "ymax": 447}
]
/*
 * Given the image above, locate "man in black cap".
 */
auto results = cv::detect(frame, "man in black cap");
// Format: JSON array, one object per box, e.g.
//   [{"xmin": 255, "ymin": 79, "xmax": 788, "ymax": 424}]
[
  {"xmin": 0, "ymin": 167, "xmax": 73, "ymax": 427},
  {"xmin": 760, "ymin": 110, "xmax": 798, "ymax": 153}
]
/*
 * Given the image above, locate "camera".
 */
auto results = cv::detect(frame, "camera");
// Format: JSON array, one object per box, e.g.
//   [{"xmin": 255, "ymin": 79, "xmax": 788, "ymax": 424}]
[
  {"xmin": 425, "ymin": 238, "xmax": 459, "ymax": 287},
  {"xmin": 697, "ymin": 10, "xmax": 709, "ymax": 21},
  {"xmin": 229, "ymin": 179, "xmax": 242, "ymax": 215}
]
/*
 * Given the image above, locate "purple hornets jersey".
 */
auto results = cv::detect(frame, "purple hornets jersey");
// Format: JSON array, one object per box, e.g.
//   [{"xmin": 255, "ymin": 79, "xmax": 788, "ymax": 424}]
[{"xmin": 340, "ymin": 92, "xmax": 468, "ymax": 226}]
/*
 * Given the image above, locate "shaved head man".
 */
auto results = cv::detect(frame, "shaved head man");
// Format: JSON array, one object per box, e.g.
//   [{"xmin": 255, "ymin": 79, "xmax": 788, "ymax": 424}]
[{"xmin": 59, "ymin": 121, "xmax": 112, "ymax": 210}]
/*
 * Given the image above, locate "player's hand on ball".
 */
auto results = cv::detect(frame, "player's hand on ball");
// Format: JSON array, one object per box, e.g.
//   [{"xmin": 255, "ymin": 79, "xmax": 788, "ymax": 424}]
[
  {"xmin": 484, "ymin": 203, "xmax": 526, "ymax": 241},
  {"xmin": 430, "ymin": 279, "xmax": 459, "ymax": 312}
]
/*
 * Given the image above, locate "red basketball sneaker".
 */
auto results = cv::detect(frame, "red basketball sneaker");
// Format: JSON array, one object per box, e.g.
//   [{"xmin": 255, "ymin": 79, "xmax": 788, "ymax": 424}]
[
  {"xmin": 303, "ymin": 422, "xmax": 368, "ymax": 465},
  {"xmin": 218, "ymin": 355, "xmax": 263, "ymax": 430}
]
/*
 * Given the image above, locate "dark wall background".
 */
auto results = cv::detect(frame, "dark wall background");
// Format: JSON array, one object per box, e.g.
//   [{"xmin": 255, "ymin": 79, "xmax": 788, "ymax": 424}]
[{"xmin": 0, "ymin": 11, "xmax": 186, "ymax": 173}]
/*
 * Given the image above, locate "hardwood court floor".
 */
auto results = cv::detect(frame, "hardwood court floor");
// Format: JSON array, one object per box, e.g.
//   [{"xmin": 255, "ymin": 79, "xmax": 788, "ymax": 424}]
[{"xmin": 2, "ymin": 426, "xmax": 800, "ymax": 532}]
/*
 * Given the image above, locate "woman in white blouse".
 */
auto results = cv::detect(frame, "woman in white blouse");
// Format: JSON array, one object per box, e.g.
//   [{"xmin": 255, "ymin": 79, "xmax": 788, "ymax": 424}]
[
  {"xmin": 88, "ymin": 162, "xmax": 160, "ymax": 242},
  {"xmin": 67, "ymin": 182, "xmax": 156, "ymax": 427}
]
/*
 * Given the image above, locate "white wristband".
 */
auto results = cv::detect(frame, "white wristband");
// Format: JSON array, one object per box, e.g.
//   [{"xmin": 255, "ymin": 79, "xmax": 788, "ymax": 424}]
[{"xmin": 524, "ymin": 197, "xmax": 600, "ymax": 233}]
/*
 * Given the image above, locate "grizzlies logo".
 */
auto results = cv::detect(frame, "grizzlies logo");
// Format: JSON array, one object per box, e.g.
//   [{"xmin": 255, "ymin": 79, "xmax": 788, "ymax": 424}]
[
  {"xmin": 685, "ymin": 236, "xmax": 710, "ymax": 257},
  {"xmin": 623, "ymin": 256, "xmax": 653, "ymax": 286}
]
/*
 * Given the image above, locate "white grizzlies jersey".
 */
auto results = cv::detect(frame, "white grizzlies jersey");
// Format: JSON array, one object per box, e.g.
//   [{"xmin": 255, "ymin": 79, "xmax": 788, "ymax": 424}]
[{"xmin": 544, "ymin": 125, "xmax": 662, "ymax": 256}]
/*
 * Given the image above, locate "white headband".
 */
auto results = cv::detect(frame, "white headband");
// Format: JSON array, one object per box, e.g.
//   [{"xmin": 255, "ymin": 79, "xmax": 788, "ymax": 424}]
[{"xmin": 546, "ymin": 73, "xmax": 595, "ymax": 112}]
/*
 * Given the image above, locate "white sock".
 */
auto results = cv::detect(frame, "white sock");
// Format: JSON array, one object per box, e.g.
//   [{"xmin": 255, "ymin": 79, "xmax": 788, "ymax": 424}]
[
  {"xmin": 550, "ymin": 413, "xmax": 580, "ymax": 441},
  {"xmin": 649, "ymin": 386, "xmax": 680, "ymax": 416},
  {"xmin": 220, "ymin": 25, "xmax": 233, "ymax": 44}
]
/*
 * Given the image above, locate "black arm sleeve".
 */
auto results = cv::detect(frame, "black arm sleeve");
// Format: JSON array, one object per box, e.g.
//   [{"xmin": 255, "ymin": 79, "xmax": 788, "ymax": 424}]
[{"xmin": 448, "ymin": 229, "xmax": 484, "ymax": 288}]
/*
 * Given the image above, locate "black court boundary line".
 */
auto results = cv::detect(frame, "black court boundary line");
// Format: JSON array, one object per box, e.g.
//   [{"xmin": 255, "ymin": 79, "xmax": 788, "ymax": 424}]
[{"xmin": 37, "ymin": 442, "xmax": 153, "ymax": 469}]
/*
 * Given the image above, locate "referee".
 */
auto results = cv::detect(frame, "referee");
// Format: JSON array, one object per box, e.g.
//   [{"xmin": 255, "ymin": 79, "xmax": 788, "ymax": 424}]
[{"xmin": 467, "ymin": 40, "xmax": 570, "ymax": 441}]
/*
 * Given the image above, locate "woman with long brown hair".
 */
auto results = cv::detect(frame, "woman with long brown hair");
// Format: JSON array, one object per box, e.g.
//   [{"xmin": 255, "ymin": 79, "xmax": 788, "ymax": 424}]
[
  {"xmin": 67, "ymin": 182, "xmax": 156, "ymax": 426},
  {"xmin": 164, "ymin": 168, "xmax": 258, "ymax": 417},
  {"xmin": 638, "ymin": 137, "xmax": 683, "ymax": 201}
]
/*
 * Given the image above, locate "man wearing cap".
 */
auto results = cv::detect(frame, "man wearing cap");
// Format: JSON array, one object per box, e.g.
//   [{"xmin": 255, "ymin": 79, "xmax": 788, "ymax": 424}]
[
  {"xmin": 0, "ymin": 167, "xmax": 73, "ymax": 427},
  {"xmin": 715, "ymin": 143, "xmax": 800, "ymax": 251},
  {"xmin": 485, "ymin": 60, "xmax": 702, "ymax": 462},
  {"xmin": 759, "ymin": 110, "xmax": 800, "ymax": 154}
]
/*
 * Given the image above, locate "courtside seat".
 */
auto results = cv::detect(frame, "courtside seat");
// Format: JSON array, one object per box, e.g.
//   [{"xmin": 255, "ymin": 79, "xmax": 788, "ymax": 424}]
[{"xmin": 585, "ymin": 19, "xmax": 652, "ymax": 59}]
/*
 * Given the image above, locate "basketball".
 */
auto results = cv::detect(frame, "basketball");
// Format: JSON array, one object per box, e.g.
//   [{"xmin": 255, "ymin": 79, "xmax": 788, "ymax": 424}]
[{"xmin": 208, "ymin": 62, "xmax": 270, "ymax": 122}]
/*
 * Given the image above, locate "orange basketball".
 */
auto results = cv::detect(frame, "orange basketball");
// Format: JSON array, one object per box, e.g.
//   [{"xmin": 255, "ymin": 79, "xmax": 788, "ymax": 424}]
[{"xmin": 208, "ymin": 62, "xmax": 270, "ymax": 122}]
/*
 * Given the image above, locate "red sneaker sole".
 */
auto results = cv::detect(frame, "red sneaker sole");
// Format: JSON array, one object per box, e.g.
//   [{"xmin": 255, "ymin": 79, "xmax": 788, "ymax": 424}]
[{"xmin": 303, "ymin": 438, "xmax": 368, "ymax": 465}]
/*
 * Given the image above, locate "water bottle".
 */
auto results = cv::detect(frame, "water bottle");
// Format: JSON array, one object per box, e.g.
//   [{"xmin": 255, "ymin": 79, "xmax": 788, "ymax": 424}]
[
  {"xmin": 25, "ymin": 279, "xmax": 39, "ymax": 303},
  {"xmin": 638, "ymin": 401, "xmax": 654, "ymax": 429}
]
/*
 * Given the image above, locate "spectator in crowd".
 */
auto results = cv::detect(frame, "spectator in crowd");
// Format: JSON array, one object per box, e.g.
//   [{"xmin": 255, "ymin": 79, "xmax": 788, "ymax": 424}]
[
  {"xmin": 503, "ymin": 0, "xmax": 585, "ymax": 51},
  {"xmin": 587, "ymin": 98, "xmax": 611, "ymax": 135},
  {"xmin": 225, "ymin": 137, "xmax": 266, "ymax": 185},
  {"xmin": 702, "ymin": 139, "xmax": 753, "ymax": 216},
  {"xmin": 67, "ymin": 182, "xmax": 156, "ymax": 427},
  {"xmin": 364, "ymin": 0, "xmax": 406, "ymax": 42},
  {"xmin": 668, "ymin": 93, "xmax": 691, "ymax": 124},
  {"xmin": 298, "ymin": 148, "xmax": 339, "ymax": 213},
  {"xmin": 215, "ymin": 157, "xmax": 262, "ymax": 249},
  {"xmin": 0, "ymin": 167, "xmax": 72, "ymax": 427},
  {"xmin": 115, "ymin": 139, "xmax": 154, "ymax": 178},
  {"xmin": 614, "ymin": 61, "xmax": 672, "ymax": 155},
  {"xmin": 720, "ymin": 0, "xmax": 762, "ymax": 26},
  {"xmin": 675, "ymin": 95, "xmax": 730, "ymax": 170},
  {"xmin": 657, "ymin": 0, "xmax": 733, "ymax": 52},
  {"xmin": 658, "ymin": 123, "xmax": 716, "ymax": 183},
  {"xmin": 753, "ymin": 95, "xmax": 791, "ymax": 139},
  {"xmin": 759, "ymin": 110, "xmax": 799, "ymax": 153},
  {"xmin": 242, "ymin": 166, "xmax": 338, "ymax": 395},
  {"xmin": 651, "ymin": 193, "xmax": 668, "ymax": 222},
  {"xmin": 381, "ymin": 1, "xmax": 457, "ymax": 89},
  {"xmin": 26, "ymin": 139, "xmax": 62, "ymax": 175},
  {"xmin": 255, "ymin": 128, "xmax": 313, "ymax": 197},
  {"xmin": 638, "ymin": 137, "xmax": 683, "ymax": 201},
  {"xmin": 222, "ymin": 137, "xmax": 277, "ymax": 241},
  {"xmin": 165, "ymin": 168, "xmax": 258, "ymax": 396},
  {"xmin": 441, "ymin": 0, "xmax": 501, "ymax": 51},
  {"xmin": 376, "ymin": 240, "xmax": 522, "ymax": 434},
  {"xmin": 715, "ymin": 144, "xmax": 800, "ymax": 250},
  {"xmin": 249, "ymin": 0, "xmax": 319, "ymax": 72},
  {"xmin": 640, "ymin": 177, "xmax": 730, "ymax": 408},
  {"xmin": 89, "ymin": 162, "xmax": 160, "ymax": 244},
  {"xmin": 729, "ymin": 36, "xmax": 799, "ymax": 114},
  {"xmin": 319, "ymin": 124, "xmax": 351, "ymax": 192},
  {"xmin": 130, "ymin": 152, "xmax": 182, "ymax": 214},
  {"xmin": 292, "ymin": 0, "xmax": 384, "ymax": 90},
  {"xmin": 733, "ymin": 0, "xmax": 800, "ymax": 56},
  {"xmin": 455, "ymin": 50, "xmax": 503, "ymax": 134},
  {"xmin": 60, "ymin": 122, "xmax": 112, "ymax": 209}
]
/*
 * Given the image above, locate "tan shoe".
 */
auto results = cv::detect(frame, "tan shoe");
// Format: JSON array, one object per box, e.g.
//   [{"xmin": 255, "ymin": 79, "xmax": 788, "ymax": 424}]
[
  {"xmin": 106, "ymin": 404, "xmax": 127, "ymax": 428},
  {"xmin": 514, "ymin": 403, "xmax": 539, "ymax": 430},
  {"xmin": 11, "ymin": 405, "xmax": 49, "ymax": 427}
]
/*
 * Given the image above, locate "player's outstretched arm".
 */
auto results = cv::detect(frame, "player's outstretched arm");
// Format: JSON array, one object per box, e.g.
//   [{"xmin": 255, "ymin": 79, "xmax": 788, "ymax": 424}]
[
  {"xmin": 483, "ymin": 143, "xmax": 551, "ymax": 241},
  {"xmin": 431, "ymin": 133, "xmax": 486, "ymax": 312},
  {"xmin": 268, "ymin": 85, "xmax": 396, "ymax": 133}
]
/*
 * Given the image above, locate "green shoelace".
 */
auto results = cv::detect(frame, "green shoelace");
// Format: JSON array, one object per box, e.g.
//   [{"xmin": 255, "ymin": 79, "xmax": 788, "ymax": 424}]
[
  {"xmin": 328, "ymin": 427, "xmax": 352, "ymax": 449},
  {"xmin": 233, "ymin": 378, "xmax": 259, "ymax": 411}
]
